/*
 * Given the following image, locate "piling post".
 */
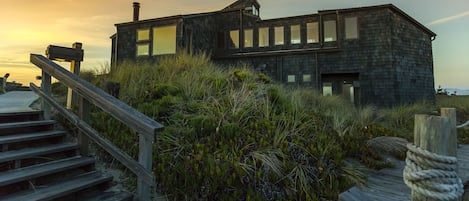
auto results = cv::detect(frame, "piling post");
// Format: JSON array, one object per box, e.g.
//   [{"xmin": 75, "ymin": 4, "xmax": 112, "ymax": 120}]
[{"xmin": 405, "ymin": 112, "xmax": 463, "ymax": 201}]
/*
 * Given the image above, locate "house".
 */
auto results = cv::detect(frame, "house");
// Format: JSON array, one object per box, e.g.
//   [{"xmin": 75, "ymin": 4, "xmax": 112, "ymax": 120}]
[{"xmin": 111, "ymin": 0, "xmax": 437, "ymax": 107}]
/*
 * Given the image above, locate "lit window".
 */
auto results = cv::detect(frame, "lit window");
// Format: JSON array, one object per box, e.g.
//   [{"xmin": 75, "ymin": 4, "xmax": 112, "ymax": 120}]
[
  {"xmin": 274, "ymin": 26, "xmax": 284, "ymax": 45},
  {"xmin": 229, "ymin": 30, "xmax": 239, "ymax": 49},
  {"xmin": 345, "ymin": 17, "xmax": 358, "ymax": 39},
  {"xmin": 324, "ymin": 20, "xmax": 337, "ymax": 42},
  {"xmin": 303, "ymin": 74, "xmax": 311, "ymax": 82},
  {"xmin": 153, "ymin": 25, "xmax": 176, "ymax": 55},
  {"xmin": 287, "ymin": 75, "xmax": 295, "ymax": 83},
  {"xmin": 323, "ymin": 82, "xmax": 332, "ymax": 96},
  {"xmin": 137, "ymin": 29, "xmax": 150, "ymax": 41},
  {"xmin": 306, "ymin": 22, "xmax": 318, "ymax": 43},
  {"xmin": 136, "ymin": 44, "xmax": 149, "ymax": 56},
  {"xmin": 290, "ymin": 25, "xmax": 301, "ymax": 44},
  {"xmin": 259, "ymin": 27, "xmax": 269, "ymax": 47},
  {"xmin": 244, "ymin": 29, "xmax": 253, "ymax": 48}
]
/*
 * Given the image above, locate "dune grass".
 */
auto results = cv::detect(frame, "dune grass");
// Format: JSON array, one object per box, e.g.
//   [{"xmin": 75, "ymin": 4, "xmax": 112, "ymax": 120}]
[{"xmin": 57, "ymin": 53, "xmax": 469, "ymax": 201}]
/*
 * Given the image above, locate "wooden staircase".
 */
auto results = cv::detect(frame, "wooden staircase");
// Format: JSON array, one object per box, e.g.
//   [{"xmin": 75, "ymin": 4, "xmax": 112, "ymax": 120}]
[{"xmin": 0, "ymin": 111, "xmax": 133, "ymax": 201}]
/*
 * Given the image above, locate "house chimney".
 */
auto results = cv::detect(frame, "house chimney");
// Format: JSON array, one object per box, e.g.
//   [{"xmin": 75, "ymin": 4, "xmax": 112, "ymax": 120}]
[{"xmin": 133, "ymin": 2, "xmax": 140, "ymax": 22}]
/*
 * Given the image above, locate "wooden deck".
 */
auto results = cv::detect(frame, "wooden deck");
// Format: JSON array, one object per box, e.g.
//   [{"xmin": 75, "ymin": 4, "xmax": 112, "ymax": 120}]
[{"xmin": 339, "ymin": 144, "xmax": 469, "ymax": 201}]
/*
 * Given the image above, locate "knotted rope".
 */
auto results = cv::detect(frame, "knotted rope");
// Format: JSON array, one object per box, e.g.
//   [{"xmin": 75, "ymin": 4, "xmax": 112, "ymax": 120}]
[{"xmin": 403, "ymin": 143, "xmax": 464, "ymax": 200}]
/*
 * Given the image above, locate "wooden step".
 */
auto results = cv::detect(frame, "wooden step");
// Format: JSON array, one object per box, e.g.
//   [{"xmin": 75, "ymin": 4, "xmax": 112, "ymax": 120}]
[
  {"xmin": 2, "ymin": 171, "xmax": 113, "ymax": 201},
  {"xmin": 0, "ymin": 156, "xmax": 95, "ymax": 187},
  {"xmin": 0, "ymin": 130, "xmax": 66, "ymax": 145},
  {"xmin": 0, "ymin": 120, "xmax": 56, "ymax": 135},
  {"xmin": 0, "ymin": 143, "xmax": 78, "ymax": 163},
  {"xmin": 81, "ymin": 191, "xmax": 133, "ymax": 201},
  {"xmin": 0, "ymin": 111, "xmax": 43, "ymax": 123}
]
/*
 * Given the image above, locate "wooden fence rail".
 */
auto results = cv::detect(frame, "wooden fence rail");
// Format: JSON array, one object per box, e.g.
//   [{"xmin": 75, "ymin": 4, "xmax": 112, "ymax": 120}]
[{"xmin": 29, "ymin": 50, "xmax": 164, "ymax": 200}]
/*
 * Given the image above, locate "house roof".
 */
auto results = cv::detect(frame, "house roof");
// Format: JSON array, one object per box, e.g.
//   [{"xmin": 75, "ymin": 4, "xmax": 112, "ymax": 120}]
[
  {"xmin": 319, "ymin": 4, "xmax": 436, "ymax": 37},
  {"xmin": 222, "ymin": 0, "xmax": 260, "ymax": 11}
]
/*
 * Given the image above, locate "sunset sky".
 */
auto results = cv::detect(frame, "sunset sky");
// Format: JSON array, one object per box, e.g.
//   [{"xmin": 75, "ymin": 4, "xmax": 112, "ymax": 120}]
[{"xmin": 0, "ymin": 0, "xmax": 468, "ymax": 88}]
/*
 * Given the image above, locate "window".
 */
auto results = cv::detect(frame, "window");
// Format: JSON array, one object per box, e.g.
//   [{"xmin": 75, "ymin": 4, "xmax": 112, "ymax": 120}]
[
  {"xmin": 306, "ymin": 22, "xmax": 319, "ymax": 43},
  {"xmin": 259, "ymin": 27, "xmax": 269, "ymax": 47},
  {"xmin": 137, "ymin": 29, "xmax": 150, "ymax": 41},
  {"xmin": 244, "ymin": 29, "xmax": 253, "ymax": 48},
  {"xmin": 153, "ymin": 25, "xmax": 176, "ymax": 55},
  {"xmin": 323, "ymin": 82, "xmax": 332, "ymax": 96},
  {"xmin": 287, "ymin": 75, "xmax": 296, "ymax": 83},
  {"xmin": 136, "ymin": 44, "xmax": 149, "ymax": 56},
  {"xmin": 303, "ymin": 74, "xmax": 311, "ymax": 82},
  {"xmin": 290, "ymin": 25, "xmax": 301, "ymax": 44},
  {"xmin": 345, "ymin": 17, "xmax": 358, "ymax": 39},
  {"xmin": 229, "ymin": 30, "xmax": 239, "ymax": 49},
  {"xmin": 324, "ymin": 20, "xmax": 337, "ymax": 42},
  {"xmin": 274, "ymin": 26, "xmax": 284, "ymax": 45}
]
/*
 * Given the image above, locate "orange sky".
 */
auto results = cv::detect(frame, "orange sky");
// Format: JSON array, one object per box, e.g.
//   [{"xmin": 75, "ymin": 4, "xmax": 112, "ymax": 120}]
[{"xmin": 1, "ymin": 0, "xmax": 468, "ymax": 88}]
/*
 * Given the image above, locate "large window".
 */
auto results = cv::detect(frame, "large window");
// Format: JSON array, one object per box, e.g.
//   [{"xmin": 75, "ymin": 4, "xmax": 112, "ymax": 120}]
[
  {"xmin": 290, "ymin": 25, "xmax": 301, "ymax": 44},
  {"xmin": 324, "ymin": 20, "xmax": 337, "ymax": 42},
  {"xmin": 258, "ymin": 27, "xmax": 269, "ymax": 47},
  {"xmin": 306, "ymin": 22, "xmax": 319, "ymax": 43},
  {"xmin": 274, "ymin": 26, "xmax": 284, "ymax": 45},
  {"xmin": 345, "ymin": 17, "xmax": 358, "ymax": 39},
  {"xmin": 229, "ymin": 30, "xmax": 239, "ymax": 49},
  {"xmin": 153, "ymin": 25, "xmax": 176, "ymax": 55},
  {"xmin": 244, "ymin": 29, "xmax": 253, "ymax": 48}
]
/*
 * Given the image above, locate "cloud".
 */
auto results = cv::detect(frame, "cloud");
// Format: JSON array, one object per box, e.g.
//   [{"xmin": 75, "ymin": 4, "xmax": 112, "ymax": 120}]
[{"xmin": 429, "ymin": 10, "xmax": 469, "ymax": 25}]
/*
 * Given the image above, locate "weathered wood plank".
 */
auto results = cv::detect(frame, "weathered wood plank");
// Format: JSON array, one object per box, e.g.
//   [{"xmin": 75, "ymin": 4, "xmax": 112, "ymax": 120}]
[
  {"xmin": 0, "ymin": 143, "xmax": 78, "ymax": 163},
  {"xmin": 340, "ymin": 144, "xmax": 469, "ymax": 201},
  {"xmin": 0, "ymin": 156, "xmax": 94, "ymax": 186},
  {"xmin": 3, "ymin": 171, "xmax": 112, "ymax": 201}
]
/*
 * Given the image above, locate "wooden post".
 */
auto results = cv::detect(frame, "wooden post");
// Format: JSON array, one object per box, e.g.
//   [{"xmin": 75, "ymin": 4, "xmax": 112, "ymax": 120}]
[
  {"xmin": 78, "ymin": 96, "xmax": 90, "ymax": 156},
  {"xmin": 66, "ymin": 42, "xmax": 82, "ymax": 109},
  {"xmin": 441, "ymin": 108, "xmax": 458, "ymax": 157},
  {"xmin": 41, "ymin": 71, "xmax": 51, "ymax": 120},
  {"xmin": 137, "ymin": 134, "xmax": 153, "ymax": 200},
  {"xmin": 412, "ymin": 114, "xmax": 457, "ymax": 201}
]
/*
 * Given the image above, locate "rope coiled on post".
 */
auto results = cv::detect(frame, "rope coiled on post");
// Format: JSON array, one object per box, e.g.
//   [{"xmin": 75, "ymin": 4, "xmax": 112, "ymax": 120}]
[{"xmin": 403, "ymin": 143, "xmax": 464, "ymax": 200}]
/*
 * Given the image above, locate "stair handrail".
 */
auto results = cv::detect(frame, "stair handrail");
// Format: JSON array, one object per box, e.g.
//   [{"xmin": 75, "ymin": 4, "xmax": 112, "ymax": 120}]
[{"xmin": 29, "ymin": 53, "xmax": 163, "ymax": 201}]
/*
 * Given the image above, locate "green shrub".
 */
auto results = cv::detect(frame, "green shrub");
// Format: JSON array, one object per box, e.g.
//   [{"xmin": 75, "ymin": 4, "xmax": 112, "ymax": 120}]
[{"xmin": 84, "ymin": 53, "xmax": 469, "ymax": 201}]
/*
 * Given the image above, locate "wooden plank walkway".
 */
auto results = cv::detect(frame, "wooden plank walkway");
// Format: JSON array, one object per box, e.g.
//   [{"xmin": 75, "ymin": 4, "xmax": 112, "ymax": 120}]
[{"xmin": 339, "ymin": 144, "xmax": 469, "ymax": 201}]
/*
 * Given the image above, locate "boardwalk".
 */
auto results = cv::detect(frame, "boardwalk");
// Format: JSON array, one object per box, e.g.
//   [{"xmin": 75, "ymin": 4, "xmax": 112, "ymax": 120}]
[
  {"xmin": 339, "ymin": 144, "xmax": 469, "ymax": 201},
  {"xmin": 0, "ymin": 91, "xmax": 38, "ymax": 113}
]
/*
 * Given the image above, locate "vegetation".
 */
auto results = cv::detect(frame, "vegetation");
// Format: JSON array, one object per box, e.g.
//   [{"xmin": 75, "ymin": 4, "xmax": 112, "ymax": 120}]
[{"xmin": 51, "ymin": 53, "xmax": 469, "ymax": 200}]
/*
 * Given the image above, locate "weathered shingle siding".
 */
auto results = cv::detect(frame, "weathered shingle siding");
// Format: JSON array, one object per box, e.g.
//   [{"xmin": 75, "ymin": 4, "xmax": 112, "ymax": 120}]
[
  {"xmin": 391, "ymin": 11, "xmax": 435, "ymax": 105},
  {"xmin": 183, "ymin": 15, "xmax": 217, "ymax": 54}
]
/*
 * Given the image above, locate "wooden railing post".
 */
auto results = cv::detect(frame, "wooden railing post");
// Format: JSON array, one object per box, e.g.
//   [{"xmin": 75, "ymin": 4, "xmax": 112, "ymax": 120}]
[
  {"xmin": 410, "ymin": 114, "xmax": 462, "ymax": 201},
  {"xmin": 78, "ymin": 96, "xmax": 90, "ymax": 156},
  {"xmin": 66, "ymin": 42, "xmax": 82, "ymax": 109},
  {"xmin": 441, "ymin": 108, "xmax": 457, "ymax": 157},
  {"xmin": 137, "ymin": 135, "xmax": 153, "ymax": 200},
  {"xmin": 41, "ymin": 71, "xmax": 51, "ymax": 120}
]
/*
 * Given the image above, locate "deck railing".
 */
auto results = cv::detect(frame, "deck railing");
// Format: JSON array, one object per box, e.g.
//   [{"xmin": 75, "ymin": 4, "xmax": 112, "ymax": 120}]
[{"xmin": 29, "ymin": 53, "xmax": 164, "ymax": 201}]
